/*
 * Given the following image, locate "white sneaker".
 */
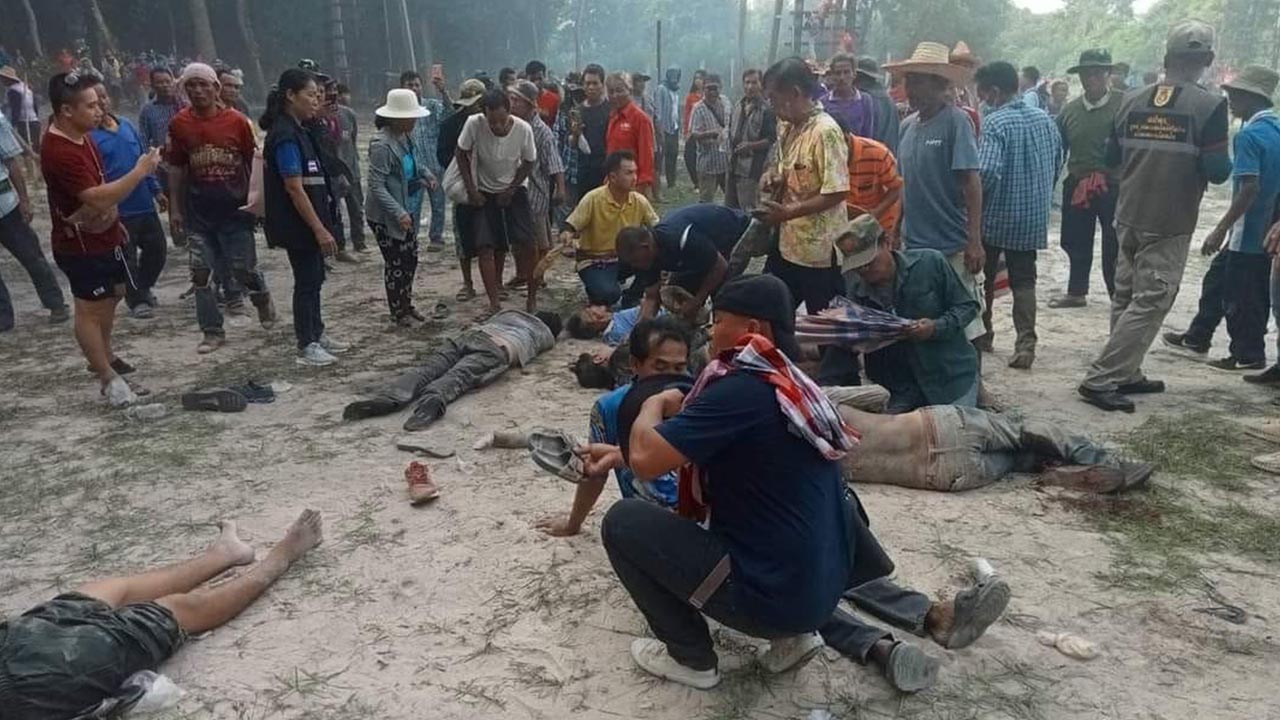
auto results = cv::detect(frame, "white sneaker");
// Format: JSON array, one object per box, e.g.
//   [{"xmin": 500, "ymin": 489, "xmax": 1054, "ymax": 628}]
[
  {"xmin": 318, "ymin": 334, "xmax": 350, "ymax": 354},
  {"xmin": 629, "ymin": 638, "xmax": 720, "ymax": 689},
  {"xmin": 760, "ymin": 632, "xmax": 824, "ymax": 674},
  {"xmin": 296, "ymin": 342, "xmax": 338, "ymax": 367},
  {"xmin": 103, "ymin": 375, "xmax": 138, "ymax": 408}
]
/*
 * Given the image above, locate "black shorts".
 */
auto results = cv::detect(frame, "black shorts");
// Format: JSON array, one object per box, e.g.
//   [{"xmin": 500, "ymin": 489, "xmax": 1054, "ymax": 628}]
[
  {"xmin": 455, "ymin": 188, "xmax": 536, "ymax": 257},
  {"xmin": 0, "ymin": 592, "xmax": 184, "ymax": 719},
  {"xmin": 54, "ymin": 249, "xmax": 131, "ymax": 301}
]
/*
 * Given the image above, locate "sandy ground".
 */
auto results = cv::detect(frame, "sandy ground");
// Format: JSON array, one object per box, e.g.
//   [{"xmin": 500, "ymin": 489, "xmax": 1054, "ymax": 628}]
[{"xmin": 2, "ymin": 138, "xmax": 1280, "ymax": 719}]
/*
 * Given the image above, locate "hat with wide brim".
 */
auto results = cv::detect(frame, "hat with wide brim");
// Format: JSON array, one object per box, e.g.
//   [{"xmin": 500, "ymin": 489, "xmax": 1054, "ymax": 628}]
[
  {"xmin": 1222, "ymin": 64, "xmax": 1279, "ymax": 102},
  {"xmin": 375, "ymin": 88, "xmax": 429, "ymax": 119},
  {"xmin": 453, "ymin": 78, "xmax": 487, "ymax": 108},
  {"xmin": 0, "ymin": 66, "xmax": 20, "ymax": 83},
  {"xmin": 883, "ymin": 42, "xmax": 971, "ymax": 85},
  {"xmin": 1067, "ymin": 48, "xmax": 1115, "ymax": 74}
]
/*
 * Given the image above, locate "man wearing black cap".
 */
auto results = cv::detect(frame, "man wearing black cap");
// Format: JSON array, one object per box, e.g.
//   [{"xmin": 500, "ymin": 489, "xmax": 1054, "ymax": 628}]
[
  {"xmin": 600, "ymin": 273, "xmax": 844, "ymax": 688},
  {"xmin": 855, "ymin": 57, "xmax": 898, "ymax": 153}
]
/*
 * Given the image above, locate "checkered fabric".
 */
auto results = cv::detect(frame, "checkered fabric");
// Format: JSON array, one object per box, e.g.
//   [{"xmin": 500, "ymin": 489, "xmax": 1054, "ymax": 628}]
[{"xmin": 977, "ymin": 99, "xmax": 1063, "ymax": 251}]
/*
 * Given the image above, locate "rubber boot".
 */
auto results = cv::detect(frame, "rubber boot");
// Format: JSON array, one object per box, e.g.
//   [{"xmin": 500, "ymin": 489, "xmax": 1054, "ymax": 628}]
[{"xmin": 1008, "ymin": 287, "xmax": 1037, "ymax": 369}]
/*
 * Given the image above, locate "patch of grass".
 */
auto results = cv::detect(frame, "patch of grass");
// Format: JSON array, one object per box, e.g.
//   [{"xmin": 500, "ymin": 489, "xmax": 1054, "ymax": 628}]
[{"xmin": 1056, "ymin": 412, "xmax": 1280, "ymax": 594}]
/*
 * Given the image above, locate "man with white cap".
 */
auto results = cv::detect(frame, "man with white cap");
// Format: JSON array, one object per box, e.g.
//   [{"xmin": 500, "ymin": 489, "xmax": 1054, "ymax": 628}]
[
  {"xmin": 1077, "ymin": 20, "xmax": 1230, "ymax": 412},
  {"xmin": 835, "ymin": 214, "xmax": 980, "ymax": 413},
  {"xmin": 884, "ymin": 43, "xmax": 987, "ymax": 349},
  {"xmin": 166, "ymin": 62, "xmax": 276, "ymax": 355},
  {"xmin": 1164, "ymin": 64, "xmax": 1280, "ymax": 377}
]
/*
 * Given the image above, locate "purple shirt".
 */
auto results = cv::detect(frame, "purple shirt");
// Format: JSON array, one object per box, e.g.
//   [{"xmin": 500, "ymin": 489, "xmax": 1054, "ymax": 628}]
[{"xmin": 819, "ymin": 89, "xmax": 876, "ymax": 138}]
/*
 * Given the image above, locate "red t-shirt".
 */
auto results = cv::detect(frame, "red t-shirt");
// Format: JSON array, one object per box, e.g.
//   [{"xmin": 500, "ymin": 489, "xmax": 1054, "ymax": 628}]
[
  {"xmin": 538, "ymin": 89, "xmax": 561, "ymax": 126},
  {"xmin": 606, "ymin": 101, "xmax": 656, "ymax": 188},
  {"xmin": 164, "ymin": 107, "xmax": 258, "ymax": 231},
  {"xmin": 41, "ymin": 129, "xmax": 126, "ymax": 257}
]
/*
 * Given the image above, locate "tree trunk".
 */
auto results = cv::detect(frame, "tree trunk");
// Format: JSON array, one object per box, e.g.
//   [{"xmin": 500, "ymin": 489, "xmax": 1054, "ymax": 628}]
[
  {"xmin": 235, "ymin": 0, "xmax": 266, "ymax": 96},
  {"xmin": 188, "ymin": 0, "xmax": 219, "ymax": 61},
  {"xmin": 768, "ymin": 0, "xmax": 785, "ymax": 64},
  {"xmin": 83, "ymin": 0, "xmax": 118, "ymax": 57},
  {"xmin": 329, "ymin": 0, "xmax": 349, "ymax": 81},
  {"xmin": 397, "ymin": 0, "xmax": 417, "ymax": 71},
  {"xmin": 20, "ymin": 0, "xmax": 44, "ymax": 58}
]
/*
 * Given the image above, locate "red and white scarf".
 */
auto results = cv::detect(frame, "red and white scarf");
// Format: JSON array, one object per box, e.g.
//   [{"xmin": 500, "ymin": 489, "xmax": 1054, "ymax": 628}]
[{"xmin": 677, "ymin": 333, "xmax": 859, "ymax": 520}]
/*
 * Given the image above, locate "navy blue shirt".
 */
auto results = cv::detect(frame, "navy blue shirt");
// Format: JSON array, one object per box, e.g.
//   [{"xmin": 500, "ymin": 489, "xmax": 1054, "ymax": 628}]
[
  {"xmin": 90, "ymin": 116, "xmax": 161, "ymax": 218},
  {"xmin": 636, "ymin": 204, "xmax": 749, "ymax": 289},
  {"xmin": 656, "ymin": 372, "xmax": 850, "ymax": 632}
]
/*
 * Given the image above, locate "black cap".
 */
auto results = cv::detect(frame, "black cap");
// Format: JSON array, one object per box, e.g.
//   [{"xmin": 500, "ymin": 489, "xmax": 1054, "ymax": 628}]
[{"xmin": 712, "ymin": 274, "xmax": 801, "ymax": 359}]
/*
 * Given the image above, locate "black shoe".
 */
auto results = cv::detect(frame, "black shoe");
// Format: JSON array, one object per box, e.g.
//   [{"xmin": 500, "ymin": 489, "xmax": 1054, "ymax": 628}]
[
  {"xmin": 1208, "ymin": 356, "xmax": 1266, "ymax": 371},
  {"xmin": 343, "ymin": 398, "xmax": 400, "ymax": 421},
  {"xmin": 1116, "ymin": 378, "xmax": 1165, "ymax": 395},
  {"xmin": 181, "ymin": 388, "xmax": 249, "ymax": 413},
  {"xmin": 1243, "ymin": 365, "xmax": 1280, "ymax": 386},
  {"xmin": 403, "ymin": 398, "xmax": 445, "ymax": 431},
  {"xmin": 1161, "ymin": 332, "xmax": 1209, "ymax": 354},
  {"xmin": 1077, "ymin": 385, "xmax": 1135, "ymax": 413}
]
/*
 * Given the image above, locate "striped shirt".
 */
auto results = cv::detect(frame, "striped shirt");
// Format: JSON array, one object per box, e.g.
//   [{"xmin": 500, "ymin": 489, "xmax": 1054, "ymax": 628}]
[
  {"xmin": 527, "ymin": 114, "xmax": 564, "ymax": 219},
  {"xmin": 690, "ymin": 97, "xmax": 729, "ymax": 175},
  {"xmin": 977, "ymin": 99, "xmax": 1063, "ymax": 251},
  {"xmin": 137, "ymin": 98, "xmax": 185, "ymax": 149},
  {"xmin": 846, "ymin": 135, "xmax": 903, "ymax": 233}
]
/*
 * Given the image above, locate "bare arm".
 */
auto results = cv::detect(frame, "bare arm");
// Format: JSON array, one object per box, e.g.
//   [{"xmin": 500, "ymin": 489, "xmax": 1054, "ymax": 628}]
[{"xmin": 958, "ymin": 169, "xmax": 984, "ymax": 273}]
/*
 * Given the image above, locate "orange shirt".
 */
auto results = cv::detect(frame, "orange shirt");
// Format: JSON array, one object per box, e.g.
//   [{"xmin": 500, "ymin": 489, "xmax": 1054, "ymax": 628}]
[
  {"xmin": 606, "ymin": 100, "xmax": 656, "ymax": 188},
  {"xmin": 538, "ymin": 89, "xmax": 561, "ymax": 125},
  {"xmin": 683, "ymin": 92, "xmax": 702, "ymax": 135},
  {"xmin": 846, "ymin": 134, "xmax": 903, "ymax": 234}
]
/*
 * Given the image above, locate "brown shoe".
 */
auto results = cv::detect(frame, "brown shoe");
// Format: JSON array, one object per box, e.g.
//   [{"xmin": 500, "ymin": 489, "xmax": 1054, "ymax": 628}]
[{"xmin": 405, "ymin": 461, "xmax": 440, "ymax": 505}]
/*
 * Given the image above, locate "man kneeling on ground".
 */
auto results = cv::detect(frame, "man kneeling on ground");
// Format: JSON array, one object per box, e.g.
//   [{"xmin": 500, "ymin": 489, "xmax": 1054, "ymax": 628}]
[
  {"xmin": 343, "ymin": 310, "xmax": 563, "ymax": 431},
  {"xmin": 585, "ymin": 274, "xmax": 1009, "ymax": 691},
  {"xmin": 1, "ymin": 512, "xmax": 324, "ymax": 720}
]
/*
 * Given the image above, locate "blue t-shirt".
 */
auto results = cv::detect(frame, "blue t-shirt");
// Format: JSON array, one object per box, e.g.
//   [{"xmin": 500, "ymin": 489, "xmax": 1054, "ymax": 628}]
[
  {"xmin": 656, "ymin": 372, "xmax": 849, "ymax": 632},
  {"xmin": 274, "ymin": 140, "xmax": 303, "ymax": 176},
  {"xmin": 90, "ymin": 116, "xmax": 161, "ymax": 218},
  {"xmin": 1228, "ymin": 110, "xmax": 1280, "ymax": 255},
  {"xmin": 602, "ymin": 306, "xmax": 668, "ymax": 347},
  {"xmin": 402, "ymin": 151, "xmax": 422, "ymax": 210},
  {"xmin": 590, "ymin": 385, "xmax": 678, "ymax": 507},
  {"xmin": 899, "ymin": 105, "xmax": 981, "ymax": 256}
]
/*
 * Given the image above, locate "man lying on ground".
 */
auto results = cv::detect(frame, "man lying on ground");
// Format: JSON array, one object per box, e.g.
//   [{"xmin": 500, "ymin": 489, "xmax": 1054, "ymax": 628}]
[
  {"xmin": 538, "ymin": 315, "xmax": 691, "ymax": 536},
  {"xmin": 2, "ymin": 512, "xmax": 324, "ymax": 720},
  {"xmin": 343, "ymin": 310, "xmax": 563, "ymax": 431},
  {"xmin": 615, "ymin": 204, "xmax": 751, "ymax": 321},
  {"xmin": 574, "ymin": 274, "xmax": 1009, "ymax": 692}
]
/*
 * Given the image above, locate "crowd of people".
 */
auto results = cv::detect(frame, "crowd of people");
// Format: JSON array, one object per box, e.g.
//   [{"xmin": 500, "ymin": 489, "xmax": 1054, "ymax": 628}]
[{"xmin": 2, "ymin": 16, "xmax": 1279, "ymax": 717}]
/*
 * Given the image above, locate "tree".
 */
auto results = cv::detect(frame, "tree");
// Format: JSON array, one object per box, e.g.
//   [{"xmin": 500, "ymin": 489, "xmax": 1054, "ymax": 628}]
[
  {"xmin": 236, "ymin": 0, "xmax": 267, "ymax": 94},
  {"xmin": 188, "ymin": 0, "xmax": 219, "ymax": 61},
  {"xmin": 83, "ymin": 0, "xmax": 118, "ymax": 57},
  {"xmin": 18, "ymin": 0, "xmax": 43, "ymax": 58}
]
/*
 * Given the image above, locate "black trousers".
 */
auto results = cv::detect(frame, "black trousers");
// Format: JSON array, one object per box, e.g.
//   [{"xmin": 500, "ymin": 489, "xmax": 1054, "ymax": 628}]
[
  {"xmin": 661, "ymin": 131, "xmax": 680, "ymax": 189},
  {"xmin": 1059, "ymin": 175, "xmax": 1118, "ymax": 297},
  {"xmin": 371, "ymin": 222, "xmax": 419, "ymax": 320},
  {"xmin": 1185, "ymin": 250, "xmax": 1271, "ymax": 363},
  {"xmin": 765, "ymin": 250, "xmax": 842, "ymax": 313},
  {"xmin": 285, "ymin": 244, "xmax": 326, "ymax": 350},
  {"xmin": 121, "ymin": 213, "xmax": 167, "ymax": 308}
]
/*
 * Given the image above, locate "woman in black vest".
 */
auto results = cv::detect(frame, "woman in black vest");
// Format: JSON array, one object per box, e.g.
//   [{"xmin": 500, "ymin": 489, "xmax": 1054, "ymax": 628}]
[{"xmin": 260, "ymin": 68, "xmax": 348, "ymax": 367}]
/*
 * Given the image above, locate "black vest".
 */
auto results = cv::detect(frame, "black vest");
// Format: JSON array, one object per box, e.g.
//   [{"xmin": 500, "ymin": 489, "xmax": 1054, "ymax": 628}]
[{"xmin": 263, "ymin": 114, "xmax": 337, "ymax": 250}]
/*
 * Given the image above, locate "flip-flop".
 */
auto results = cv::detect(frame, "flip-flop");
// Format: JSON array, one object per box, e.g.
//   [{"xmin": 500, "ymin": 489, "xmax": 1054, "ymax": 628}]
[
  {"xmin": 1243, "ymin": 419, "xmax": 1280, "ymax": 445},
  {"xmin": 946, "ymin": 576, "xmax": 1011, "ymax": 649},
  {"xmin": 1251, "ymin": 450, "xmax": 1280, "ymax": 475},
  {"xmin": 884, "ymin": 642, "xmax": 940, "ymax": 693},
  {"xmin": 431, "ymin": 302, "xmax": 450, "ymax": 320},
  {"xmin": 528, "ymin": 428, "xmax": 586, "ymax": 483},
  {"xmin": 455, "ymin": 287, "xmax": 477, "ymax": 302},
  {"xmin": 181, "ymin": 388, "xmax": 248, "ymax": 413},
  {"xmin": 395, "ymin": 436, "xmax": 456, "ymax": 459}
]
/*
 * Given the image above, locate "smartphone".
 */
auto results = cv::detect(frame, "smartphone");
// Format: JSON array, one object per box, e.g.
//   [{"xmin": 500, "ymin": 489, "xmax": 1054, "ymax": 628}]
[{"xmin": 430, "ymin": 63, "xmax": 444, "ymax": 82}]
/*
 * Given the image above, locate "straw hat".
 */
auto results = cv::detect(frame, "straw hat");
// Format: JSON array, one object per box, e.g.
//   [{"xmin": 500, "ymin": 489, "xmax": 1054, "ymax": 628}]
[
  {"xmin": 0, "ymin": 66, "xmax": 21, "ymax": 83},
  {"xmin": 1222, "ymin": 65, "xmax": 1279, "ymax": 102},
  {"xmin": 375, "ymin": 88, "xmax": 428, "ymax": 119},
  {"xmin": 883, "ymin": 42, "xmax": 971, "ymax": 85},
  {"xmin": 949, "ymin": 42, "xmax": 979, "ymax": 69}
]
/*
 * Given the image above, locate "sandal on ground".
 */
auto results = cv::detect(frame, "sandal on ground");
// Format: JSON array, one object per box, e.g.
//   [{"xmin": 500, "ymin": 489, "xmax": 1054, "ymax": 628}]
[
  {"xmin": 181, "ymin": 388, "xmax": 249, "ymax": 413},
  {"xmin": 1251, "ymin": 451, "xmax": 1280, "ymax": 475},
  {"xmin": 431, "ymin": 302, "xmax": 450, "ymax": 320},
  {"xmin": 945, "ymin": 576, "xmax": 1012, "ymax": 649},
  {"xmin": 395, "ymin": 436, "xmax": 456, "ymax": 459},
  {"xmin": 455, "ymin": 286, "xmax": 476, "ymax": 302}
]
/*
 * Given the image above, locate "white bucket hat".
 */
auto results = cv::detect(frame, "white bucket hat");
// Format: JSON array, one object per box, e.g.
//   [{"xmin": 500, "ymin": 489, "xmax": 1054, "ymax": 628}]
[{"xmin": 375, "ymin": 88, "xmax": 428, "ymax": 119}]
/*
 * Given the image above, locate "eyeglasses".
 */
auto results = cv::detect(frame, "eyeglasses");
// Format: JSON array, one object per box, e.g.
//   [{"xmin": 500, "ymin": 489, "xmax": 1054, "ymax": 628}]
[{"xmin": 64, "ymin": 68, "xmax": 103, "ymax": 86}]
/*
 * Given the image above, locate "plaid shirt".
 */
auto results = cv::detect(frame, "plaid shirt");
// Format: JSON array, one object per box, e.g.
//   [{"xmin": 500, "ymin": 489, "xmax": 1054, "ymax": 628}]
[
  {"xmin": 795, "ymin": 296, "xmax": 915, "ymax": 353},
  {"xmin": 0, "ymin": 112, "xmax": 23, "ymax": 217},
  {"xmin": 690, "ymin": 97, "xmax": 729, "ymax": 175},
  {"xmin": 413, "ymin": 96, "xmax": 449, "ymax": 177},
  {"xmin": 977, "ymin": 99, "xmax": 1063, "ymax": 251},
  {"xmin": 527, "ymin": 115, "xmax": 564, "ymax": 219},
  {"xmin": 138, "ymin": 98, "xmax": 185, "ymax": 149}
]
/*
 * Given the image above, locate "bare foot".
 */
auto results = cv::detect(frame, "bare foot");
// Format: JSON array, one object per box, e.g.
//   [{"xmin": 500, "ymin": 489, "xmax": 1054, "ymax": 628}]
[
  {"xmin": 211, "ymin": 520, "xmax": 256, "ymax": 566},
  {"xmin": 276, "ymin": 509, "xmax": 324, "ymax": 562}
]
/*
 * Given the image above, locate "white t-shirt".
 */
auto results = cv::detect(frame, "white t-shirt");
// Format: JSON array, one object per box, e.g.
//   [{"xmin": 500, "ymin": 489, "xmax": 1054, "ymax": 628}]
[{"xmin": 457, "ymin": 114, "xmax": 537, "ymax": 193}]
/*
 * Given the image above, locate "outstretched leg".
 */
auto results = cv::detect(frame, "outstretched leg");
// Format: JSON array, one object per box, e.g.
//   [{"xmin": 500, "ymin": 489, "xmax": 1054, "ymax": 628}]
[
  {"xmin": 156, "ymin": 510, "xmax": 323, "ymax": 634},
  {"xmin": 77, "ymin": 520, "xmax": 257, "ymax": 608}
]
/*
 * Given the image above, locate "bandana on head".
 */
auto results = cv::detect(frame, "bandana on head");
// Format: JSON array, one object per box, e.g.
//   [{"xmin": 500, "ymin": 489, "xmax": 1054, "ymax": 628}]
[
  {"xmin": 676, "ymin": 333, "xmax": 859, "ymax": 521},
  {"xmin": 179, "ymin": 62, "xmax": 219, "ymax": 89}
]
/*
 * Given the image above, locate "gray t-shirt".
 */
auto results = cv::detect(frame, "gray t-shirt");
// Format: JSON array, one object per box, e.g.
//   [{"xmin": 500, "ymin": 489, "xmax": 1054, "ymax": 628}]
[
  {"xmin": 898, "ymin": 105, "xmax": 980, "ymax": 256},
  {"xmin": 479, "ymin": 310, "xmax": 556, "ymax": 367}
]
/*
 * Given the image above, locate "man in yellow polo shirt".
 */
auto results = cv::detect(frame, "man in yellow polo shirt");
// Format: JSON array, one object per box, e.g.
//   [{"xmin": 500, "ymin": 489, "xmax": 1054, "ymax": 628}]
[{"xmin": 561, "ymin": 150, "xmax": 659, "ymax": 305}]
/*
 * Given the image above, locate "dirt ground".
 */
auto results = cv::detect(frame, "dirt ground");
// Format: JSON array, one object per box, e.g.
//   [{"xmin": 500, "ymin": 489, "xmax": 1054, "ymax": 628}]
[{"xmin": 2, "ymin": 135, "xmax": 1279, "ymax": 719}]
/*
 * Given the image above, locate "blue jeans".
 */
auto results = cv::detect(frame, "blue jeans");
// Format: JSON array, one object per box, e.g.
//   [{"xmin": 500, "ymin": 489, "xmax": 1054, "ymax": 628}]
[
  {"xmin": 189, "ymin": 225, "xmax": 269, "ymax": 336},
  {"xmin": 285, "ymin": 245, "xmax": 325, "ymax": 349},
  {"xmin": 426, "ymin": 182, "xmax": 446, "ymax": 243},
  {"xmin": 578, "ymin": 260, "xmax": 621, "ymax": 306}
]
